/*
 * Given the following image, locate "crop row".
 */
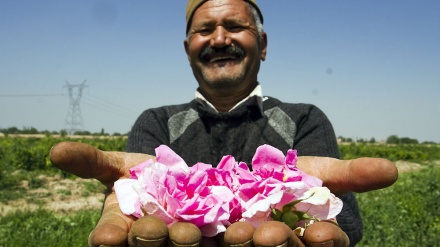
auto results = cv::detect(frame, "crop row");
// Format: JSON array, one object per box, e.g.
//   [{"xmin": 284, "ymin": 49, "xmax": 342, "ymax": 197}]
[{"xmin": 1, "ymin": 137, "xmax": 439, "ymax": 173}]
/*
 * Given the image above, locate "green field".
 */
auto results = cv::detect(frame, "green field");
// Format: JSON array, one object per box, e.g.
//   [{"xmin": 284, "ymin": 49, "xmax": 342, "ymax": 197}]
[{"xmin": 0, "ymin": 136, "xmax": 439, "ymax": 246}]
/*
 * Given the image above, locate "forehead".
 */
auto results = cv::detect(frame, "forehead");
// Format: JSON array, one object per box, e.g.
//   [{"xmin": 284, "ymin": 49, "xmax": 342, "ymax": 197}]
[{"xmin": 192, "ymin": 0, "xmax": 253, "ymax": 24}]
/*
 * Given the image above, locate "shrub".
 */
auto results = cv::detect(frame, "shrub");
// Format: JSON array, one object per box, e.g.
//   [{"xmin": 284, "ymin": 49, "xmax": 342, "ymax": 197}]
[
  {"xmin": 0, "ymin": 209, "xmax": 100, "ymax": 247},
  {"xmin": 356, "ymin": 165, "xmax": 440, "ymax": 246}
]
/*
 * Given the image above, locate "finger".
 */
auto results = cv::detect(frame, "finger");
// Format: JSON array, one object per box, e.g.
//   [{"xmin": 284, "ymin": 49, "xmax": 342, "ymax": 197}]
[
  {"xmin": 50, "ymin": 141, "xmax": 155, "ymax": 188},
  {"xmin": 253, "ymin": 221, "xmax": 305, "ymax": 247},
  {"xmin": 222, "ymin": 222, "xmax": 255, "ymax": 247},
  {"xmin": 297, "ymin": 157, "xmax": 398, "ymax": 195},
  {"xmin": 89, "ymin": 193, "xmax": 136, "ymax": 247},
  {"xmin": 168, "ymin": 222, "xmax": 202, "ymax": 247},
  {"xmin": 303, "ymin": 221, "xmax": 349, "ymax": 247},
  {"xmin": 128, "ymin": 215, "xmax": 168, "ymax": 247}
]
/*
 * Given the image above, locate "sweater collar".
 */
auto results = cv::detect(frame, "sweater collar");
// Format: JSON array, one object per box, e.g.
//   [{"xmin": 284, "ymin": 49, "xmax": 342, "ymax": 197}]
[{"xmin": 195, "ymin": 84, "xmax": 264, "ymax": 114}]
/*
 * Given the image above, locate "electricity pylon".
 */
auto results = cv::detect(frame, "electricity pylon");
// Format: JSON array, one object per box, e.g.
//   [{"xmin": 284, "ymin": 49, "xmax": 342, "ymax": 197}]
[{"xmin": 64, "ymin": 80, "xmax": 87, "ymax": 135}]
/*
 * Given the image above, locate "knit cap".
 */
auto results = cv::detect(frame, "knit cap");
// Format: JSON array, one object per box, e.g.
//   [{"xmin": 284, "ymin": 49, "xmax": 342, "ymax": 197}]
[{"xmin": 186, "ymin": 0, "xmax": 263, "ymax": 33}]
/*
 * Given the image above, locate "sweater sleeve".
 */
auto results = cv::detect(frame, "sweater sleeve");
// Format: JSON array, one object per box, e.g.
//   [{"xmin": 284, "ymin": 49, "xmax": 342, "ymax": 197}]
[{"xmin": 293, "ymin": 105, "xmax": 363, "ymax": 246}]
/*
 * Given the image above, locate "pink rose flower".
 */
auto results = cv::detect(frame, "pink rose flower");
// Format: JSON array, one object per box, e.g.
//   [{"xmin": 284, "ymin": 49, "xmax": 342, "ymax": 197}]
[
  {"xmin": 235, "ymin": 145, "xmax": 342, "ymax": 228},
  {"xmin": 115, "ymin": 145, "xmax": 235, "ymax": 237},
  {"xmin": 115, "ymin": 144, "xmax": 343, "ymax": 236}
]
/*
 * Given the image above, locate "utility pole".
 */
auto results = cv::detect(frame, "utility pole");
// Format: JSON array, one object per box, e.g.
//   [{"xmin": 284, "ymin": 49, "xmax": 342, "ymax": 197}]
[{"xmin": 64, "ymin": 80, "xmax": 87, "ymax": 135}]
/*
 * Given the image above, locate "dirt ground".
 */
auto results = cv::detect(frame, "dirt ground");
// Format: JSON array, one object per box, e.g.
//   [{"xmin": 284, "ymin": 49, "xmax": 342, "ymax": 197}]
[
  {"xmin": 0, "ymin": 175, "xmax": 106, "ymax": 216},
  {"xmin": 0, "ymin": 160, "xmax": 435, "ymax": 217}
]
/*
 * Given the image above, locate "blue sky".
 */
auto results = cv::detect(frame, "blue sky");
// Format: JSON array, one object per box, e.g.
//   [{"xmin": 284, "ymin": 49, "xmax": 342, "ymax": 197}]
[{"xmin": 1, "ymin": 0, "xmax": 439, "ymax": 143}]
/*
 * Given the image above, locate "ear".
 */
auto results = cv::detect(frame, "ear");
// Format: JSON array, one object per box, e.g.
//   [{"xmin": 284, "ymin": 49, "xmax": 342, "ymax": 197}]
[
  {"xmin": 184, "ymin": 39, "xmax": 191, "ymax": 62},
  {"xmin": 260, "ymin": 32, "xmax": 268, "ymax": 61}
]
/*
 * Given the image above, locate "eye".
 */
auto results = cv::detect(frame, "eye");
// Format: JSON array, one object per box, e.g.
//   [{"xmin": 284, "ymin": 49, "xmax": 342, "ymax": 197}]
[
  {"xmin": 229, "ymin": 26, "xmax": 243, "ymax": 31},
  {"xmin": 196, "ymin": 27, "xmax": 213, "ymax": 36}
]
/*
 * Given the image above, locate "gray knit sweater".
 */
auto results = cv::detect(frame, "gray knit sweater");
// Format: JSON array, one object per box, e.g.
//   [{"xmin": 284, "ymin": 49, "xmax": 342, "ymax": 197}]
[{"xmin": 127, "ymin": 97, "xmax": 363, "ymax": 246}]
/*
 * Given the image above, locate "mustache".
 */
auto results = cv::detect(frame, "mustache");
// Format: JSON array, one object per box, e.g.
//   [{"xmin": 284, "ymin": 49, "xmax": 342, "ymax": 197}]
[{"xmin": 200, "ymin": 45, "xmax": 245, "ymax": 60}]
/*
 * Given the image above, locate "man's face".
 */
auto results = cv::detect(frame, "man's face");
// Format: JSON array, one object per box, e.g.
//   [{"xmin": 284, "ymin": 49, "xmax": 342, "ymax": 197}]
[{"xmin": 184, "ymin": 0, "xmax": 267, "ymax": 95}]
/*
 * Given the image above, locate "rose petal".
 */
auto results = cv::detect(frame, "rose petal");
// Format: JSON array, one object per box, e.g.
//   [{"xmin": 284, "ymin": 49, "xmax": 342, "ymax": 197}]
[
  {"xmin": 199, "ymin": 221, "xmax": 227, "ymax": 237},
  {"xmin": 251, "ymin": 144, "xmax": 286, "ymax": 172},
  {"xmin": 114, "ymin": 179, "xmax": 142, "ymax": 217},
  {"xmin": 129, "ymin": 159, "xmax": 154, "ymax": 179},
  {"xmin": 241, "ymin": 191, "xmax": 284, "ymax": 227},
  {"xmin": 155, "ymin": 145, "xmax": 189, "ymax": 172},
  {"xmin": 217, "ymin": 155, "xmax": 236, "ymax": 171},
  {"xmin": 300, "ymin": 187, "xmax": 331, "ymax": 205},
  {"xmin": 285, "ymin": 149, "xmax": 298, "ymax": 169},
  {"xmin": 242, "ymin": 191, "xmax": 284, "ymax": 218},
  {"xmin": 296, "ymin": 187, "xmax": 343, "ymax": 220}
]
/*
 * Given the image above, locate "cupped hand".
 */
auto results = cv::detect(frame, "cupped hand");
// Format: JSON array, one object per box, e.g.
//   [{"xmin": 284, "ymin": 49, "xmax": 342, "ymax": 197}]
[
  {"xmin": 50, "ymin": 142, "xmax": 398, "ymax": 247},
  {"xmin": 50, "ymin": 142, "xmax": 153, "ymax": 246}
]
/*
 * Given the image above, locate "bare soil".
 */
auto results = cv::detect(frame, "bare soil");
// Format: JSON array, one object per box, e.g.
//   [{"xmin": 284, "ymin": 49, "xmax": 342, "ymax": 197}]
[
  {"xmin": 395, "ymin": 159, "xmax": 440, "ymax": 172},
  {"xmin": 1, "ymin": 175, "xmax": 106, "ymax": 216},
  {"xmin": 395, "ymin": 160, "xmax": 423, "ymax": 173},
  {"xmin": 1, "ymin": 160, "xmax": 436, "ymax": 216}
]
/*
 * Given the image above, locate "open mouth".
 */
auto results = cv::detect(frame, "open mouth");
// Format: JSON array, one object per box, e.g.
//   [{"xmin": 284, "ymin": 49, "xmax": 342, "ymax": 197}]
[
  {"xmin": 200, "ymin": 46, "xmax": 245, "ymax": 64},
  {"xmin": 207, "ymin": 54, "xmax": 238, "ymax": 63}
]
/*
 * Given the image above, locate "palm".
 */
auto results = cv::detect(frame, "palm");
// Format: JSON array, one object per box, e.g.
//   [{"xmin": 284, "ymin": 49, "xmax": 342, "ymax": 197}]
[{"xmin": 50, "ymin": 142, "xmax": 397, "ymax": 247}]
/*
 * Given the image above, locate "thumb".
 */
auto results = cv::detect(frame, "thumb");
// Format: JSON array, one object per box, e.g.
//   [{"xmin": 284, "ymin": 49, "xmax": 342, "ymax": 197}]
[
  {"xmin": 49, "ymin": 141, "xmax": 155, "ymax": 188},
  {"xmin": 297, "ymin": 157, "xmax": 398, "ymax": 195}
]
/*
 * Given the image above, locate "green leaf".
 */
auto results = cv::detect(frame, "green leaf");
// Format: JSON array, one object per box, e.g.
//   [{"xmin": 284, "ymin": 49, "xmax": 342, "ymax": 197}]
[
  {"xmin": 281, "ymin": 211, "xmax": 299, "ymax": 229},
  {"xmin": 281, "ymin": 192, "xmax": 316, "ymax": 213},
  {"xmin": 271, "ymin": 208, "xmax": 283, "ymax": 221}
]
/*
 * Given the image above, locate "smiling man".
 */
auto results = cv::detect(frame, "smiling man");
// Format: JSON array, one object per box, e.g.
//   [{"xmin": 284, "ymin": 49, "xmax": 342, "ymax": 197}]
[
  {"xmin": 184, "ymin": 0, "xmax": 267, "ymax": 113},
  {"xmin": 128, "ymin": 0, "xmax": 362, "ymax": 245},
  {"xmin": 49, "ymin": 1, "xmax": 398, "ymax": 246}
]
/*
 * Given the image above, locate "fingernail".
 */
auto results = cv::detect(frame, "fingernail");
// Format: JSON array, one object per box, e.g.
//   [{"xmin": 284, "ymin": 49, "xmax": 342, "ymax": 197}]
[
  {"xmin": 135, "ymin": 237, "xmax": 166, "ymax": 247},
  {"xmin": 169, "ymin": 241, "xmax": 200, "ymax": 247},
  {"xmin": 275, "ymin": 242, "xmax": 288, "ymax": 247},
  {"xmin": 308, "ymin": 240, "xmax": 334, "ymax": 247},
  {"xmin": 222, "ymin": 239, "xmax": 253, "ymax": 247},
  {"xmin": 168, "ymin": 222, "xmax": 202, "ymax": 247}
]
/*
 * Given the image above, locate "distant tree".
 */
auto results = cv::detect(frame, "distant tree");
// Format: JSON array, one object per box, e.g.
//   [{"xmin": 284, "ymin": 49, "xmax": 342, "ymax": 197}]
[
  {"xmin": 74, "ymin": 130, "xmax": 91, "ymax": 135},
  {"xmin": 60, "ymin": 129, "xmax": 68, "ymax": 137},
  {"xmin": 421, "ymin": 141, "xmax": 436, "ymax": 145},
  {"xmin": 6, "ymin": 127, "xmax": 19, "ymax": 134},
  {"xmin": 337, "ymin": 136, "xmax": 355, "ymax": 143},
  {"xmin": 357, "ymin": 138, "xmax": 366, "ymax": 143},
  {"xmin": 386, "ymin": 135, "xmax": 419, "ymax": 144},
  {"xmin": 369, "ymin": 137, "xmax": 376, "ymax": 143},
  {"xmin": 42, "ymin": 130, "xmax": 51, "ymax": 137},
  {"xmin": 22, "ymin": 127, "xmax": 38, "ymax": 134},
  {"xmin": 400, "ymin": 137, "xmax": 419, "ymax": 144},
  {"xmin": 386, "ymin": 135, "xmax": 400, "ymax": 144}
]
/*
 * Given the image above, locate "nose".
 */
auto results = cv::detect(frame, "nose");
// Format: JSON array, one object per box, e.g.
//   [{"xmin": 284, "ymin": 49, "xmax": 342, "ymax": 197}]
[{"xmin": 210, "ymin": 26, "xmax": 231, "ymax": 47}]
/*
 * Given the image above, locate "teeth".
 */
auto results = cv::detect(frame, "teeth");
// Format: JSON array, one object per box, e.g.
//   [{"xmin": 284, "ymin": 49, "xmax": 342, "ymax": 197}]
[{"xmin": 209, "ymin": 56, "xmax": 235, "ymax": 63}]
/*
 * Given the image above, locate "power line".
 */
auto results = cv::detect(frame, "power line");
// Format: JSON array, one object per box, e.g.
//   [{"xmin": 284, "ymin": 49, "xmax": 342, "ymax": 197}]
[
  {"xmin": 2, "ymin": 82, "xmax": 142, "ymax": 132},
  {"xmin": 82, "ymin": 96, "xmax": 135, "ymax": 120},
  {"xmin": 87, "ymin": 93, "xmax": 139, "ymax": 116},
  {"xmin": 0, "ymin": 94, "xmax": 63, "ymax": 97}
]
